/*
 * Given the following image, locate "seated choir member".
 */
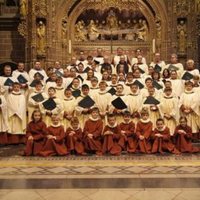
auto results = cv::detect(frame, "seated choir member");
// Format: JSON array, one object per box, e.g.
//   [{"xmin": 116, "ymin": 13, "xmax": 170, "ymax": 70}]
[
  {"xmin": 66, "ymin": 117, "xmax": 86, "ymax": 155},
  {"xmin": 83, "ymin": 107, "xmax": 103, "ymax": 156},
  {"xmin": 174, "ymin": 116, "xmax": 199, "ymax": 153},
  {"xmin": 62, "ymin": 88, "xmax": 76, "ymax": 131},
  {"xmin": 127, "ymin": 83, "xmax": 143, "ymax": 124},
  {"xmin": 40, "ymin": 114, "xmax": 68, "ymax": 157},
  {"xmin": 135, "ymin": 108, "xmax": 153, "ymax": 153},
  {"xmin": 39, "ymin": 87, "xmax": 62, "ymax": 127},
  {"xmin": 102, "ymin": 114, "xmax": 122, "ymax": 155},
  {"xmin": 179, "ymin": 81, "xmax": 199, "ymax": 141},
  {"xmin": 75, "ymin": 84, "xmax": 96, "ymax": 129},
  {"xmin": 119, "ymin": 111, "xmax": 136, "ymax": 153},
  {"xmin": 160, "ymin": 87, "xmax": 179, "ymax": 138},
  {"xmin": 151, "ymin": 118, "xmax": 180, "ymax": 154},
  {"xmin": 7, "ymin": 82, "xmax": 26, "ymax": 144},
  {"xmin": 22, "ymin": 110, "xmax": 46, "ymax": 156},
  {"xmin": 0, "ymin": 92, "xmax": 9, "ymax": 145}
]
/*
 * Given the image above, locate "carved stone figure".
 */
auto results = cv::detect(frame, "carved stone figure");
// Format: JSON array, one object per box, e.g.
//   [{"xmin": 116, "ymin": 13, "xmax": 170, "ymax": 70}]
[
  {"xmin": 75, "ymin": 21, "xmax": 87, "ymax": 42},
  {"xmin": 37, "ymin": 21, "xmax": 46, "ymax": 55},
  {"xmin": 106, "ymin": 10, "xmax": 118, "ymax": 29},
  {"xmin": 19, "ymin": 0, "xmax": 27, "ymax": 19},
  {"xmin": 137, "ymin": 20, "xmax": 148, "ymax": 41},
  {"xmin": 177, "ymin": 20, "xmax": 186, "ymax": 53},
  {"xmin": 87, "ymin": 20, "xmax": 99, "ymax": 41}
]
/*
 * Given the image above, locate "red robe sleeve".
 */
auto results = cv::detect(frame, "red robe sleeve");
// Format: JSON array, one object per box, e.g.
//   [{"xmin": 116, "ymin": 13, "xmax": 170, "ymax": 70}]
[
  {"xmin": 92, "ymin": 121, "xmax": 103, "ymax": 139},
  {"xmin": 113, "ymin": 125, "xmax": 121, "ymax": 140},
  {"xmin": 162, "ymin": 127, "xmax": 170, "ymax": 141},
  {"xmin": 33, "ymin": 122, "xmax": 47, "ymax": 141}
]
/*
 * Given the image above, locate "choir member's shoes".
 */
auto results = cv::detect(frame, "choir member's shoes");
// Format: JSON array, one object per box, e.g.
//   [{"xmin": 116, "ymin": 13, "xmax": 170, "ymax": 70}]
[
  {"xmin": 80, "ymin": 152, "xmax": 87, "ymax": 156},
  {"xmin": 95, "ymin": 151, "xmax": 102, "ymax": 156}
]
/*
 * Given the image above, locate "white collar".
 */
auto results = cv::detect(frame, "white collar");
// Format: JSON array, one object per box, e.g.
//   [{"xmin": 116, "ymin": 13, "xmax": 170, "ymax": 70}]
[
  {"xmin": 12, "ymin": 91, "xmax": 21, "ymax": 95},
  {"xmin": 184, "ymin": 89, "xmax": 194, "ymax": 94},
  {"xmin": 51, "ymin": 122, "xmax": 61, "ymax": 127},
  {"xmin": 140, "ymin": 118, "xmax": 150, "ymax": 123},
  {"xmin": 123, "ymin": 120, "xmax": 132, "ymax": 124},
  {"xmin": 69, "ymin": 125, "xmax": 80, "ymax": 131},
  {"xmin": 89, "ymin": 116, "xmax": 99, "ymax": 121},
  {"xmin": 156, "ymin": 125, "xmax": 166, "ymax": 132},
  {"xmin": 108, "ymin": 122, "xmax": 118, "ymax": 128}
]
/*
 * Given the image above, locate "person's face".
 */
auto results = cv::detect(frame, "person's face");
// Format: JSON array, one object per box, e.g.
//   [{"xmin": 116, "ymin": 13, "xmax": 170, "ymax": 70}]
[
  {"xmin": 116, "ymin": 85, "xmax": 123, "ymax": 94},
  {"xmin": 78, "ymin": 64, "xmax": 84, "ymax": 72},
  {"xmin": 97, "ymin": 48, "xmax": 102, "ymax": 56},
  {"xmin": 34, "ymin": 62, "xmax": 41, "ymax": 70},
  {"xmin": 91, "ymin": 63, "xmax": 96, "ymax": 70},
  {"xmin": 193, "ymin": 79, "xmax": 199, "ymax": 84},
  {"xmin": 63, "ymin": 69, "xmax": 69, "ymax": 77},
  {"xmin": 180, "ymin": 119, "xmax": 187, "ymax": 127},
  {"xmin": 82, "ymin": 88, "xmax": 89, "ymax": 96},
  {"xmin": 4, "ymin": 67, "xmax": 11, "ymax": 76},
  {"xmin": 148, "ymin": 88, "xmax": 155, "ymax": 96},
  {"xmin": 48, "ymin": 89, "xmax": 56, "ymax": 97},
  {"xmin": 99, "ymin": 83, "xmax": 106, "ymax": 91},
  {"xmin": 18, "ymin": 63, "xmax": 24, "ymax": 72},
  {"xmin": 111, "ymin": 76, "xmax": 117, "ymax": 84},
  {"xmin": 87, "ymin": 70, "xmax": 94, "ymax": 78},
  {"xmin": 165, "ymin": 82, "xmax": 171, "ymax": 88},
  {"xmin": 91, "ymin": 81, "xmax": 98, "ymax": 87},
  {"xmin": 155, "ymin": 53, "xmax": 160, "ymax": 61},
  {"xmin": 148, "ymin": 67, "xmax": 154, "ymax": 74},
  {"xmin": 70, "ymin": 69, "xmax": 76, "ymax": 77},
  {"xmin": 33, "ymin": 112, "xmax": 41, "ymax": 122},
  {"xmin": 127, "ymin": 75, "xmax": 133, "ymax": 82},
  {"xmin": 108, "ymin": 116, "xmax": 116, "ymax": 126},
  {"xmin": 79, "ymin": 52, "xmax": 85, "ymax": 60},
  {"xmin": 13, "ymin": 84, "xmax": 20, "ymax": 92},
  {"xmin": 103, "ymin": 57, "xmax": 109, "ymax": 63},
  {"xmin": 146, "ymin": 80, "xmax": 152, "ymax": 88},
  {"xmin": 171, "ymin": 72, "xmax": 177, "ymax": 79},
  {"xmin": 103, "ymin": 72, "xmax": 108, "ymax": 79},
  {"xmin": 136, "ymin": 50, "xmax": 141, "ymax": 56},
  {"xmin": 187, "ymin": 61, "xmax": 194, "ymax": 69},
  {"xmin": 119, "ymin": 66, "xmax": 124, "ymax": 72},
  {"xmin": 55, "ymin": 62, "xmax": 60, "ymax": 70},
  {"xmin": 171, "ymin": 56, "xmax": 177, "ymax": 64},
  {"xmin": 141, "ymin": 113, "xmax": 149, "ymax": 120},
  {"xmin": 117, "ymin": 48, "xmax": 123, "ymax": 55},
  {"xmin": 164, "ymin": 90, "xmax": 172, "ymax": 96},
  {"xmin": 34, "ymin": 74, "xmax": 41, "ymax": 80},
  {"xmin": 124, "ymin": 115, "xmax": 131, "ymax": 123},
  {"xmin": 56, "ymin": 79, "xmax": 63, "ymax": 86},
  {"xmin": 153, "ymin": 73, "xmax": 159, "ymax": 80},
  {"xmin": 87, "ymin": 58, "xmax": 93, "ymax": 64},
  {"xmin": 91, "ymin": 110, "xmax": 99, "ymax": 119},
  {"xmin": 185, "ymin": 84, "xmax": 193, "ymax": 91},
  {"xmin": 51, "ymin": 74, "xmax": 57, "ymax": 81},
  {"xmin": 134, "ymin": 70, "xmax": 140, "ymax": 78},
  {"xmin": 131, "ymin": 85, "xmax": 138, "ymax": 93},
  {"xmin": 71, "ymin": 122, "xmax": 79, "ymax": 130},
  {"xmin": 118, "ymin": 73, "xmax": 125, "ymax": 80},
  {"xmin": 120, "ymin": 56, "xmax": 125, "ymax": 63},
  {"xmin": 71, "ymin": 58, "xmax": 77, "ymax": 64},
  {"xmin": 52, "ymin": 117, "xmax": 60, "ymax": 125},
  {"xmin": 156, "ymin": 121, "xmax": 164, "ymax": 130},
  {"xmin": 47, "ymin": 69, "xmax": 53, "ymax": 77},
  {"xmin": 73, "ymin": 79, "xmax": 80, "ymax": 88},
  {"xmin": 163, "ymin": 70, "xmax": 169, "ymax": 77},
  {"xmin": 35, "ymin": 84, "xmax": 42, "ymax": 91},
  {"xmin": 137, "ymin": 56, "xmax": 142, "ymax": 63},
  {"xmin": 65, "ymin": 90, "xmax": 72, "ymax": 98}
]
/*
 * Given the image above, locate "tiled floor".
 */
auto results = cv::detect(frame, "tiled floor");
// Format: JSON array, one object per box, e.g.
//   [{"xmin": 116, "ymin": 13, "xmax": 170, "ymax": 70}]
[{"xmin": 0, "ymin": 144, "xmax": 200, "ymax": 199}]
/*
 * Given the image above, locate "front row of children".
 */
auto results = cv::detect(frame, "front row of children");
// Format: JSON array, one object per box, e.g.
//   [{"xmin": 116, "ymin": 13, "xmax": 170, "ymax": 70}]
[{"xmin": 22, "ymin": 107, "xmax": 199, "ymax": 157}]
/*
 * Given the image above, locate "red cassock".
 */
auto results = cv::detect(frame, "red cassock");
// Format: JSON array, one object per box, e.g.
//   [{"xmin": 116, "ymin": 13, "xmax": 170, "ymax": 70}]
[
  {"xmin": 66, "ymin": 127, "xmax": 86, "ymax": 155},
  {"xmin": 174, "ymin": 125, "xmax": 200, "ymax": 153},
  {"xmin": 135, "ymin": 121, "xmax": 153, "ymax": 153},
  {"xmin": 40, "ymin": 125, "xmax": 68, "ymax": 157},
  {"xmin": 83, "ymin": 119, "xmax": 103, "ymax": 155},
  {"xmin": 102, "ymin": 125, "xmax": 122, "ymax": 155},
  {"xmin": 23, "ymin": 121, "xmax": 46, "ymax": 156},
  {"xmin": 151, "ymin": 127, "xmax": 180, "ymax": 154},
  {"xmin": 119, "ymin": 122, "xmax": 136, "ymax": 152}
]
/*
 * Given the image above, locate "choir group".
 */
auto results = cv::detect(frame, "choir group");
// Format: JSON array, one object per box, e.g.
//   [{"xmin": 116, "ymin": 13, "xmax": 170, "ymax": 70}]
[{"xmin": 0, "ymin": 47, "xmax": 200, "ymax": 156}]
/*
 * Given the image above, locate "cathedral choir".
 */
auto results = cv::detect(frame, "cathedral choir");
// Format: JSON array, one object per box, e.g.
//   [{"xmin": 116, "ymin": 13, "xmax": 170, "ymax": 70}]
[{"xmin": 0, "ymin": 50, "xmax": 199, "ymax": 156}]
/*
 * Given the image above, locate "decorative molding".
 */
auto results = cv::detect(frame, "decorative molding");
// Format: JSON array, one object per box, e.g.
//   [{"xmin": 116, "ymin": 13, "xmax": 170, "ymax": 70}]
[
  {"xmin": 18, "ymin": 21, "xmax": 27, "ymax": 38},
  {"xmin": 33, "ymin": 0, "xmax": 48, "ymax": 18}
]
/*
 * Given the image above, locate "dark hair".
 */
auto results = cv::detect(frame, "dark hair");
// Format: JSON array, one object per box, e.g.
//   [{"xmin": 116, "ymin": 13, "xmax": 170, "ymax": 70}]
[
  {"xmin": 56, "ymin": 77, "xmax": 63, "ymax": 83},
  {"xmin": 108, "ymin": 113, "xmax": 116, "ymax": 119},
  {"xmin": 179, "ymin": 116, "xmax": 187, "ymax": 122},
  {"xmin": 81, "ymin": 84, "xmax": 89, "ymax": 90},
  {"xmin": 156, "ymin": 118, "xmax": 164, "ymax": 124},
  {"xmin": 91, "ymin": 107, "xmax": 99, "ymax": 113},
  {"xmin": 162, "ymin": 69, "xmax": 170, "ymax": 78},
  {"xmin": 64, "ymin": 88, "xmax": 72, "ymax": 93},
  {"xmin": 145, "ymin": 77, "xmax": 153, "ymax": 83},
  {"xmin": 152, "ymin": 71, "xmax": 161, "ymax": 81},
  {"xmin": 123, "ymin": 111, "xmax": 131, "ymax": 117},
  {"xmin": 185, "ymin": 81, "xmax": 193, "ymax": 86},
  {"xmin": 164, "ymin": 87, "xmax": 172, "ymax": 92},
  {"xmin": 31, "ymin": 109, "xmax": 42, "ymax": 122},
  {"xmin": 48, "ymin": 87, "xmax": 56, "ymax": 92}
]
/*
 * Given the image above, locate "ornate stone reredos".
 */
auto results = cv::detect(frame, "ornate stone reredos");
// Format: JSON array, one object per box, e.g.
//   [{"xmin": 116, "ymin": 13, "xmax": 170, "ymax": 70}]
[{"xmin": 32, "ymin": 0, "xmax": 48, "ymax": 18}]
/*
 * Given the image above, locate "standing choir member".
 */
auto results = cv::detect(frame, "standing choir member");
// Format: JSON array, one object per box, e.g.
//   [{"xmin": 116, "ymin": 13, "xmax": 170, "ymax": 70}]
[
  {"xmin": 22, "ymin": 110, "xmax": 46, "ymax": 156},
  {"xmin": 40, "ymin": 115, "xmax": 68, "ymax": 157},
  {"xmin": 55, "ymin": 77, "xmax": 65, "ymax": 100},
  {"xmin": 174, "ymin": 116, "xmax": 199, "ymax": 153},
  {"xmin": 179, "ymin": 81, "xmax": 200, "ymax": 141},
  {"xmin": 83, "ymin": 107, "xmax": 103, "ymax": 156},
  {"xmin": 0, "ymin": 93, "xmax": 9, "ymax": 144},
  {"xmin": 127, "ymin": 83, "xmax": 143, "ymax": 124},
  {"xmin": 102, "ymin": 114, "xmax": 122, "ymax": 155},
  {"xmin": 62, "ymin": 89, "xmax": 76, "ymax": 131},
  {"xmin": 160, "ymin": 87, "xmax": 179, "ymax": 137},
  {"xmin": 135, "ymin": 108, "xmax": 153, "ymax": 153},
  {"xmin": 119, "ymin": 111, "xmax": 136, "ymax": 153},
  {"xmin": 151, "ymin": 118, "xmax": 180, "ymax": 154},
  {"xmin": 7, "ymin": 82, "xmax": 26, "ymax": 144},
  {"xmin": 66, "ymin": 117, "xmax": 86, "ymax": 155}
]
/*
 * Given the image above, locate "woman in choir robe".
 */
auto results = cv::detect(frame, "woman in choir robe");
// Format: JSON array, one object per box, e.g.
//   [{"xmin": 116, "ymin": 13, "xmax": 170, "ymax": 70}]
[
  {"xmin": 68, "ymin": 77, "xmax": 82, "ymax": 99},
  {"xmin": 179, "ymin": 81, "xmax": 200, "ymax": 141},
  {"xmin": 28, "ymin": 81, "xmax": 48, "ymax": 122},
  {"xmin": 44, "ymin": 73, "xmax": 57, "ymax": 93},
  {"xmin": 55, "ymin": 77, "xmax": 65, "ymax": 100},
  {"xmin": 62, "ymin": 89, "xmax": 76, "ymax": 131},
  {"xmin": 127, "ymin": 83, "xmax": 143, "ymax": 124},
  {"xmin": 119, "ymin": 111, "xmax": 136, "ymax": 153},
  {"xmin": 93, "ymin": 81, "xmax": 111, "ymax": 125},
  {"xmin": 83, "ymin": 69, "xmax": 95, "ymax": 86},
  {"xmin": 7, "ymin": 82, "xmax": 26, "ymax": 144},
  {"xmin": 83, "ymin": 107, "xmax": 103, "ymax": 156},
  {"xmin": 66, "ymin": 117, "xmax": 86, "ymax": 155},
  {"xmin": 174, "ymin": 116, "xmax": 199, "ymax": 153},
  {"xmin": 40, "ymin": 114, "xmax": 68, "ymax": 157},
  {"xmin": 102, "ymin": 113, "xmax": 122, "ymax": 155},
  {"xmin": 151, "ymin": 118, "xmax": 180, "ymax": 154},
  {"xmin": 135, "ymin": 108, "xmax": 153, "ymax": 153},
  {"xmin": 109, "ymin": 84, "xmax": 128, "ymax": 124},
  {"xmin": 0, "ymin": 93, "xmax": 9, "ymax": 144},
  {"xmin": 75, "ymin": 84, "xmax": 96, "ymax": 129},
  {"xmin": 22, "ymin": 110, "xmax": 46, "ymax": 156},
  {"xmin": 160, "ymin": 87, "xmax": 179, "ymax": 138},
  {"xmin": 39, "ymin": 87, "xmax": 62, "ymax": 127},
  {"xmin": 141, "ymin": 86, "xmax": 163, "ymax": 128}
]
